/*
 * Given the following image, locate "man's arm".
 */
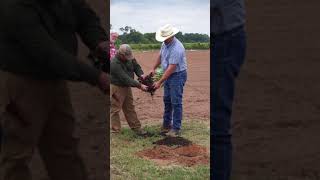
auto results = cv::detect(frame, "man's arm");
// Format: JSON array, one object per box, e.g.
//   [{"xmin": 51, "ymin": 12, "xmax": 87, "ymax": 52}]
[
  {"xmin": 132, "ymin": 59, "xmax": 144, "ymax": 78},
  {"xmin": 152, "ymin": 64, "xmax": 176, "ymax": 90},
  {"xmin": 161, "ymin": 48, "xmax": 184, "ymax": 83},
  {"xmin": 73, "ymin": 0, "xmax": 110, "ymax": 80},
  {"xmin": 111, "ymin": 62, "xmax": 142, "ymax": 88},
  {"xmin": 150, "ymin": 53, "xmax": 161, "ymax": 76},
  {"xmin": 3, "ymin": 4, "xmax": 101, "ymax": 85},
  {"xmin": 73, "ymin": 0, "xmax": 108, "ymax": 51},
  {"xmin": 153, "ymin": 54, "xmax": 161, "ymax": 70},
  {"xmin": 158, "ymin": 64, "xmax": 176, "ymax": 84},
  {"xmin": 153, "ymin": 49, "xmax": 183, "ymax": 89}
]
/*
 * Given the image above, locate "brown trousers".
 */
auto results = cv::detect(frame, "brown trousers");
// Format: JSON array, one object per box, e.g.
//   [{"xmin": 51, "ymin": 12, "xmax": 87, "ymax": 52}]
[
  {"xmin": 0, "ymin": 72, "xmax": 87, "ymax": 180},
  {"xmin": 110, "ymin": 85, "xmax": 141, "ymax": 131}
]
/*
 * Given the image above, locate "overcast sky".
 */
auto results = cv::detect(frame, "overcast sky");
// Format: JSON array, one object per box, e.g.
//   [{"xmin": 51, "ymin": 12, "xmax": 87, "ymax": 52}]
[{"xmin": 110, "ymin": 0, "xmax": 210, "ymax": 35}]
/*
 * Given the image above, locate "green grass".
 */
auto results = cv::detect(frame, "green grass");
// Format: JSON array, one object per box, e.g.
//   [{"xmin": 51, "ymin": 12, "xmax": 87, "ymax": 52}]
[
  {"xmin": 117, "ymin": 43, "xmax": 210, "ymax": 51},
  {"xmin": 111, "ymin": 121, "xmax": 210, "ymax": 180}
]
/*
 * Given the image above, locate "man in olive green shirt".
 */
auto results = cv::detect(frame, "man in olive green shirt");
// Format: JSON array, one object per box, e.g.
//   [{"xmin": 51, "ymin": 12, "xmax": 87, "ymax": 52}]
[{"xmin": 110, "ymin": 44, "xmax": 148, "ymax": 135}]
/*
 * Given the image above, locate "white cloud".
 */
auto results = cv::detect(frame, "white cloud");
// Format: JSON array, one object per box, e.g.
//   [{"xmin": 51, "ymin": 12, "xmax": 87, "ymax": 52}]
[{"xmin": 110, "ymin": 0, "xmax": 210, "ymax": 35}]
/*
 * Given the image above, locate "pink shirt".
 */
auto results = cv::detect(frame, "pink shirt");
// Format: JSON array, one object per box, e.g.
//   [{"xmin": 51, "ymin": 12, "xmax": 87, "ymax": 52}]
[
  {"xmin": 110, "ymin": 32, "xmax": 118, "ymax": 60},
  {"xmin": 110, "ymin": 43, "xmax": 116, "ymax": 60}
]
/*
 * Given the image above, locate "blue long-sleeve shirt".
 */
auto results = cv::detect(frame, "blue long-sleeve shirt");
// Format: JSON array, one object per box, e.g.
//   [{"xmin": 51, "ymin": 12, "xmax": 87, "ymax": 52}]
[{"xmin": 211, "ymin": 0, "xmax": 246, "ymax": 35}]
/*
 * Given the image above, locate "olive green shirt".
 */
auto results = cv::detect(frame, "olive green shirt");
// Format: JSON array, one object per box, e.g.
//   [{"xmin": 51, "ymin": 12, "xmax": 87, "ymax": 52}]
[{"xmin": 110, "ymin": 55, "xmax": 144, "ymax": 87}]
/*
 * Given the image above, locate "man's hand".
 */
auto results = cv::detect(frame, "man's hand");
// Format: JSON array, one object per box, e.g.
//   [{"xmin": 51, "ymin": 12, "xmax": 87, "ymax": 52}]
[
  {"xmin": 98, "ymin": 72, "xmax": 110, "ymax": 93},
  {"xmin": 149, "ymin": 69, "xmax": 156, "ymax": 76},
  {"xmin": 153, "ymin": 81, "xmax": 162, "ymax": 90},
  {"xmin": 139, "ymin": 84, "xmax": 148, "ymax": 91},
  {"xmin": 140, "ymin": 74, "xmax": 147, "ymax": 80}
]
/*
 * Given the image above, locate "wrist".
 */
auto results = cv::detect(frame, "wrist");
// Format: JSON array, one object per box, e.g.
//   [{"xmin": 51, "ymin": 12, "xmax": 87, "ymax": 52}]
[
  {"xmin": 159, "ymin": 77, "xmax": 165, "ymax": 83},
  {"xmin": 152, "ymin": 66, "xmax": 157, "ymax": 71}
]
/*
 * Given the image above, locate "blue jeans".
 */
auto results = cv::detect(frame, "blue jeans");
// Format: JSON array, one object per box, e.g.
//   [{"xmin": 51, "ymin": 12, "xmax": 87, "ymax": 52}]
[
  {"xmin": 163, "ymin": 70, "xmax": 187, "ymax": 131},
  {"xmin": 211, "ymin": 26, "xmax": 246, "ymax": 180}
]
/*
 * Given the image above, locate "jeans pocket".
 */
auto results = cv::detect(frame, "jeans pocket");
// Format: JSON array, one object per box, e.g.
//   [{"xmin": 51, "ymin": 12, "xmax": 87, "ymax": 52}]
[{"xmin": 183, "ymin": 71, "xmax": 187, "ymax": 85}]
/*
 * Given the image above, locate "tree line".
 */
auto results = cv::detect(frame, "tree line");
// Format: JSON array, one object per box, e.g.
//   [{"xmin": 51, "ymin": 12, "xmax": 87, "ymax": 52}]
[{"xmin": 112, "ymin": 26, "xmax": 210, "ymax": 45}]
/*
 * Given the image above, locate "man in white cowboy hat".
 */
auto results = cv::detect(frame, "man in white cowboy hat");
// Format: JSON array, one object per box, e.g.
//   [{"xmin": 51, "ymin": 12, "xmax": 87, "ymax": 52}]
[{"xmin": 150, "ymin": 24, "xmax": 187, "ymax": 137}]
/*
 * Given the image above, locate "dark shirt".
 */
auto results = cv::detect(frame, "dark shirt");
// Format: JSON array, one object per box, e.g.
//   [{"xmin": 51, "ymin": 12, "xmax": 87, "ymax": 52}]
[
  {"xmin": 211, "ymin": 0, "xmax": 245, "ymax": 35},
  {"xmin": 110, "ymin": 55, "xmax": 144, "ymax": 87},
  {"xmin": 0, "ymin": 0, "xmax": 107, "ymax": 85}
]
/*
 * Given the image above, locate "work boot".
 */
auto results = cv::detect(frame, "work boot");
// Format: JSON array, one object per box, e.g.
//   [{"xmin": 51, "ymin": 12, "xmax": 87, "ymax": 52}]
[
  {"xmin": 111, "ymin": 127, "xmax": 121, "ymax": 134},
  {"xmin": 165, "ymin": 129, "xmax": 181, "ymax": 137},
  {"xmin": 133, "ymin": 128, "xmax": 148, "ymax": 136},
  {"xmin": 160, "ymin": 125, "xmax": 172, "ymax": 135}
]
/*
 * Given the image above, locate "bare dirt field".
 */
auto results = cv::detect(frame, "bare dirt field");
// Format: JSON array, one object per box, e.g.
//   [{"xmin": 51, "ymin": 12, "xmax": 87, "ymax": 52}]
[
  {"xmin": 121, "ymin": 50, "xmax": 210, "ymax": 126},
  {"xmin": 114, "ymin": 50, "xmax": 210, "ymax": 176},
  {"xmin": 231, "ymin": 1, "xmax": 320, "ymax": 179}
]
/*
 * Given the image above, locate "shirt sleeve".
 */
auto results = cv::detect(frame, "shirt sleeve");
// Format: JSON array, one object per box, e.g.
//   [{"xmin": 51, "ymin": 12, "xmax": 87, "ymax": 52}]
[
  {"xmin": 132, "ymin": 59, "xmax": 144, "ymax": 77},
  {"xmin": 160, "ymin": 43, "xmax": 165, "ymax": 58},
  {"xmin": 3, "ymin": 4, "xmax": 101, "ymax": 85},
  {"xmin": 73, "ymin": 0, "xmax": 108, "ymax": 51},
  {"xmin": 111, "ymin": 62, "xmax": 141, "ymax": 87}
]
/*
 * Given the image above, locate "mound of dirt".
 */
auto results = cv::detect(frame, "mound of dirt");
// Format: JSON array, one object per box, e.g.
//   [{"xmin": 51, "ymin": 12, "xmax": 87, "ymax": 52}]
[
  {"xmin": 153, "ymin": 137, "xmax": 192, "ymax": 146},
  {"xmin": 137, "ymin": 139, "xmax": 209, "ymax": 167}
]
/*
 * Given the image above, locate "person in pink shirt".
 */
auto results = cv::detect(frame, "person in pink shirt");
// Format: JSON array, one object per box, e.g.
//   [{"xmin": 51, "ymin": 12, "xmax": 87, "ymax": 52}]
[{"xmin": 110, "ymin": 32, "xmax": 119, "ymax": 60}]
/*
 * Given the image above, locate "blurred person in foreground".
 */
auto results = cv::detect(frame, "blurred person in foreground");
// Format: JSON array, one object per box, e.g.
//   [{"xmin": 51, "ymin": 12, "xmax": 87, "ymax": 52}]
[
  {"xmin": 212, "ymin": 0, "xmax": 247, "ymax": 179},
  {"xmin": 0, "ymin": 0, "xmax": 109, "ymax": 179}
]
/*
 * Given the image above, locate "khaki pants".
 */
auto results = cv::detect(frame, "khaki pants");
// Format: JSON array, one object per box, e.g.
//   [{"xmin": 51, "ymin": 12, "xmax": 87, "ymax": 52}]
[
  {"xmin": 0, "ymin": 72, "xmax": 87, "ymax": 180},
  {"xmin": 110, "ymin": 85, "xmax": 141, "ymax": 131}
]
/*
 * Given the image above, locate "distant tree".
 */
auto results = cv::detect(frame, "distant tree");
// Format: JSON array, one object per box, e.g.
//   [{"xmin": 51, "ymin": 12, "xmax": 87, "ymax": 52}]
[
  {"xmin": 175, "ymin": 32, "xmax": 185, "ymax": 42},
  {"xmin": 119, "ymin": 26, "xmax": 135, "ymax": 35},
  {"xmin": 143, "ymin": 33, "xmax": 157, "ymax": 44},
  {"xmin": 183, "ymin": 33, "xmax": 210, "ymax": 43},
  {"xmin": 117, "ymin": 26, "xmax": 209, "ymax": 44}
]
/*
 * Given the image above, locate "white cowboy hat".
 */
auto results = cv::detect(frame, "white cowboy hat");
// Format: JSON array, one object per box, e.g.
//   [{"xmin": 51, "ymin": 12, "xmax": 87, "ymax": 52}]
[{"xmin": 155, "ymin": 24, "xmax": 179, "ymax": 42}]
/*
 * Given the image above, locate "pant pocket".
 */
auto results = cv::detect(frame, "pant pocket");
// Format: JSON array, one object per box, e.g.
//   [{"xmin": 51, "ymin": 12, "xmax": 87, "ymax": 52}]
[
  {"xmin": 1, "ymin": 111, "xmax": 31, "ymax": 143},
  {"xmin": 170, "ymin": 84, "xmax": 183, "ymax": 105}
]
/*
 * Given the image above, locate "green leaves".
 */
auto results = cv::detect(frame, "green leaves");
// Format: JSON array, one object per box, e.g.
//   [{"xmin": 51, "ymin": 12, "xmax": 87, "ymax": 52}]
[{"xmin": 153, "ymin": 67, "xmax": 164, "ymax": 82}]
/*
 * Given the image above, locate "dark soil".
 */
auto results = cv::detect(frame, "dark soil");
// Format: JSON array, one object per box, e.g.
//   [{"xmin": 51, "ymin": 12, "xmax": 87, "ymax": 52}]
[
  {"xmin": 153, "ymin": 137, "xmax": 192, "ymax": 147},
  {"xmin": 231, "ymin": 1, "xmax": 320, "ymax": 179},
  {"xmin": 138, "ymin": 74, "xmax": 156, "ymax": 96}
]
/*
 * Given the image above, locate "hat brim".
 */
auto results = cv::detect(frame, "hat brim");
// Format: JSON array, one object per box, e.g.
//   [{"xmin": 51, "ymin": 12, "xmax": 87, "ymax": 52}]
[{"xmin": 155, "ymin": 27, "xmax": 179, "ymax": 42}]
